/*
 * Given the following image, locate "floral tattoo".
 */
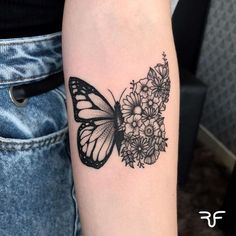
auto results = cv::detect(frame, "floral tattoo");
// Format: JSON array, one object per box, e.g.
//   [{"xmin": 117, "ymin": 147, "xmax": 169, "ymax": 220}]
[{"xmin": 69, "ymin": 53, "xmax": 170, "ymax": 169}]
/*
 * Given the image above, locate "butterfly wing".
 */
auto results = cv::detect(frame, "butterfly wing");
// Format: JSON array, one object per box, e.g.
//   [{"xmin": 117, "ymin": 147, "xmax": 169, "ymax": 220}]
[
  {"xmin": 69, "ymin": 77, "xmax": 114, "ymax": 122},
  {"xmin": 69, "ymin": 77, "xmax": 116, "ymax": 168},
  {"xmin": 78, "ymin": 120, "xmax": 116, "ymax": 168}
]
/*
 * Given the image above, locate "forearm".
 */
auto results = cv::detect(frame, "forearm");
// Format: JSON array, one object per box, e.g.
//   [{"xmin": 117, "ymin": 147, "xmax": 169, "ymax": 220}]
[{"xmin": 62, "ymin": 1, "xmax": 179, "ymax": 235}]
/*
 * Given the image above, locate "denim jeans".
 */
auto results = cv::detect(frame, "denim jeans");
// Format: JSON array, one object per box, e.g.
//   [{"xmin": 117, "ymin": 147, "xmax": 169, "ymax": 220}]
[{"xmin": 0, "ymin": 33, "xmax": 81, "ymax": 236}]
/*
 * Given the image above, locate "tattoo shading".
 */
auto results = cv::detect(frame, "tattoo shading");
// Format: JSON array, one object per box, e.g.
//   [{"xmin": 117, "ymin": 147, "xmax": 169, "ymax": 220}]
[{"xmin": 69, "ymin": 53, "xmax": 170, "ymax": 169}]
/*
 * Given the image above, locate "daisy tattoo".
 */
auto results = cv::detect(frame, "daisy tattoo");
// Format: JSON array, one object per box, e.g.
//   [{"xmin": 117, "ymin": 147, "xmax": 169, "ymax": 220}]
[{"xmin": 69, "ymin": 53, "xmax": 170, "ymax": 169}]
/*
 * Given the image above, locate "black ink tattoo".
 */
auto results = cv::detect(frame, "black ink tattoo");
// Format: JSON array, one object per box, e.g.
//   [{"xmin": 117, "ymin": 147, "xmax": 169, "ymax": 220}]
[{"xmin": 69, "ymin": 53, "xmax": 170, "ymax": 169}]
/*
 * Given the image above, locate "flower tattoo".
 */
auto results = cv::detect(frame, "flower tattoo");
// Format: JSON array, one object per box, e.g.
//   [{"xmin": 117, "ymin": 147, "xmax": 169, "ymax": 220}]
[
  {"xmin": 122, "ymin": 92, "xmax": 143, "ymax": 118},
  {"xmin": 120, "ymin": 53, "xmax": 170, "ymax": 168}
]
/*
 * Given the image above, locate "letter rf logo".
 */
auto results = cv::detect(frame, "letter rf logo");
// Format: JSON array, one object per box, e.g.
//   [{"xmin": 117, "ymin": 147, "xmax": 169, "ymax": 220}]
[{"xmin": 199, "ymin": 211, "xmax": 226, "ymax": 228}]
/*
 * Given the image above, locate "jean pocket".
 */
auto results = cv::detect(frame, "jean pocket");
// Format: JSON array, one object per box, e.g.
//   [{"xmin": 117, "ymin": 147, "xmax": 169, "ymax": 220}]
[
  {"xmin": 0, "ymin": 129, "xmax": 78, "ymax": 236},
  {"xmin": 0, "ymin": 86, "xmax": 79, "ymax": 236}
]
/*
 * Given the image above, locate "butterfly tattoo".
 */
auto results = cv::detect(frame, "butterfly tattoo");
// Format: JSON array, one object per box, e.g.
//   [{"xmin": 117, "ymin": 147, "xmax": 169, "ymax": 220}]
[{"xmin": 69, "ymin": 53, "xmax": 170, "ymax": 169}]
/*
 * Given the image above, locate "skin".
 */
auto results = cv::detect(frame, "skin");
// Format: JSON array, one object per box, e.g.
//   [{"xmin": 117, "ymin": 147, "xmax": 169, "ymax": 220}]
[{"xmin": 62, "ymin": 1, "xmax": 179, "ymax": 235}]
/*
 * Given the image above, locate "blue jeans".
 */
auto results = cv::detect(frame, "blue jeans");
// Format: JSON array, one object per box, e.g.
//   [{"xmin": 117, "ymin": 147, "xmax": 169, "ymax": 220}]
[{"xmin": 0, "ymin": 33, "xmax": 81, "ymax": 236}]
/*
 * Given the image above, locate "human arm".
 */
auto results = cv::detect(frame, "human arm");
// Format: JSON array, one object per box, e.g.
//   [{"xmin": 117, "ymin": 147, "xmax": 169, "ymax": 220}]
[{"xmin": 62, "ymin": 1, "xmax": 179, "ymax": 235}]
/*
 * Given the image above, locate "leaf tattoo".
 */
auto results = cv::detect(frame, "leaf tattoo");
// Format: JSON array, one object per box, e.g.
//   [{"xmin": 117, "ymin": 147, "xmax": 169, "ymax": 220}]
[{"xmin": 69, "ymin": 53, "xmax": 170, "ymax": 169}]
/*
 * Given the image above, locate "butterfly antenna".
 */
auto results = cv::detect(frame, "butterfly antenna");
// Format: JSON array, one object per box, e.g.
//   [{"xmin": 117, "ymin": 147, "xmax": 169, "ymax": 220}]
[
  {"xmin": 108, "ymin": 89, "xmax": 116, "ymax": 104},
  {"xmin": 119, "ymin": 88, "xmax": 127, "ymax": 103}
]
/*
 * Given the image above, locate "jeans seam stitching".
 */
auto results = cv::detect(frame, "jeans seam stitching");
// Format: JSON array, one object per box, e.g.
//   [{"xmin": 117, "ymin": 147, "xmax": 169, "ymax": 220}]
[
  {"xmin": 0, "ymin": 127, "xmax": 68, "ymax": 151},
  {"xmin": 0, "ymin": 32, "xmax": 61, "ymax": 46},
  {"xmin": 0, "ymin": 69, "xmax": 63, "ymax": 84}
]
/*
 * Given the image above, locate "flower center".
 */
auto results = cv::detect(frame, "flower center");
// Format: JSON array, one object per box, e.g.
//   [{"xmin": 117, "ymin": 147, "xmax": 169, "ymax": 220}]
[
  {"xmin": 148, "ymin": 100, "xmax": 153, "ymax": 106},
  {"xmin": 132, "ymin": 121, "xmax": 137, "ymax": 127},
  {"xmin": 145, "ymin": 125, "xmax": 154, "ymax": 137},
  {"xmin": 133, "ymin": 106, "xmax": 142, "ymax": 115},
  {"xmin": 142, "ymin": 86, "xmax": 148, "ymax": 92},
  {"xmin": 156, "ymin": 84, "xmax": 163, "ymax": 92}
]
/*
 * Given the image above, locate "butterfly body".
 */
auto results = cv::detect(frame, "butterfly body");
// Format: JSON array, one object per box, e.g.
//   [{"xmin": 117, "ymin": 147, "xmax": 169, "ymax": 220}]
[{"xmin": 113, "ymin": 101, "xmax": 124, "ymax": 155}]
